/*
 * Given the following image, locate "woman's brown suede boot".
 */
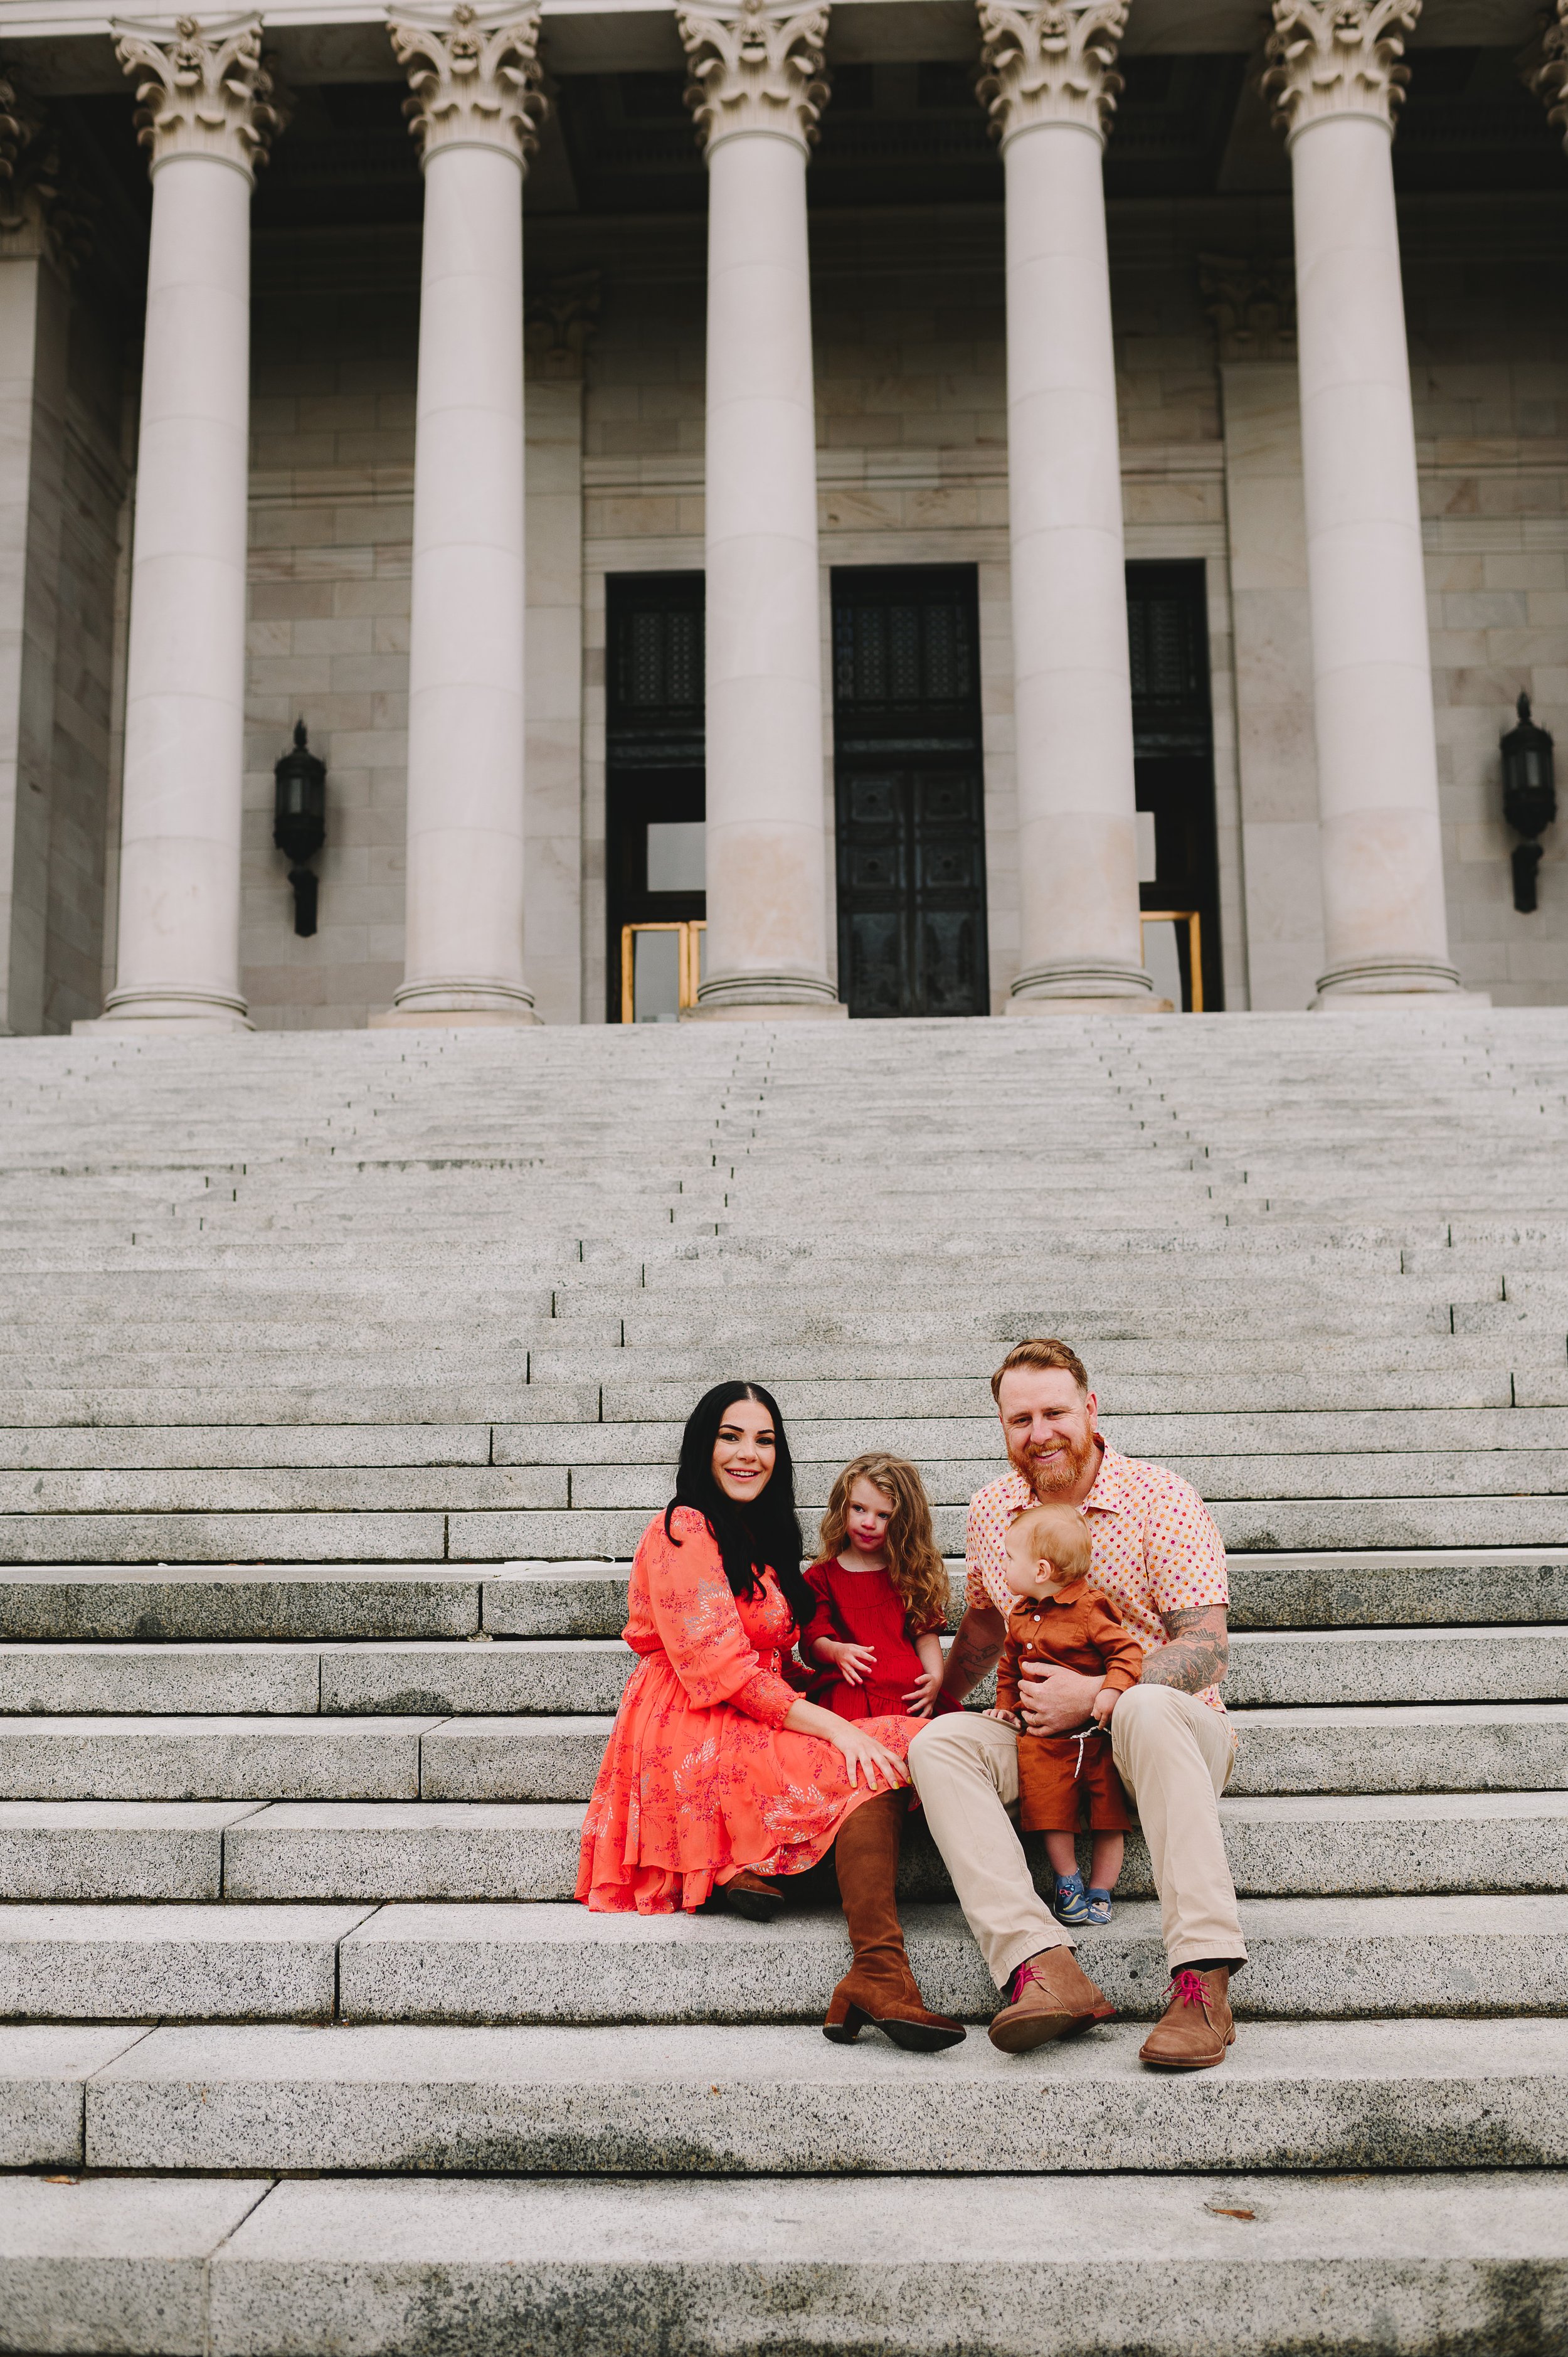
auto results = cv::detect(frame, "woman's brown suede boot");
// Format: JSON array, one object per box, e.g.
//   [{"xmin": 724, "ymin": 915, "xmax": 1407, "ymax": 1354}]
[{"xmin": 823, "ymin": 1787, "xmax": 966, "ymax": 2051}]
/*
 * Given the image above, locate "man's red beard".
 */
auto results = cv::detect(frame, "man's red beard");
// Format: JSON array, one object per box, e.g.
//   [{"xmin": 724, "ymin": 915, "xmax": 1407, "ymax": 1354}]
[{"xmin": 1010, "ymin": 1430, "xmax": 1096, "ymax": 1498}]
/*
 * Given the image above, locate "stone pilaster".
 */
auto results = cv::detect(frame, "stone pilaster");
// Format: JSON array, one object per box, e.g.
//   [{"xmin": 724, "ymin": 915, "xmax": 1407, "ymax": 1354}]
[
  {"xmin": 374, "ymin": 5, "xmax": 548, "ymax": 1026},
  {"xmin": 1261, "ymin": 0, "xmax": 1467, "ymax": 1005},
  {"xmin": 977, "ymin": 0, "xmax": 1157, "ymax": 1011},
  {"xmin": 90, "ymin": 16, "xmax": 280, "ymax": 1030},
  {"xmin": 675, "ymin": 0, "xmax": 844, "ymax": 1019}
]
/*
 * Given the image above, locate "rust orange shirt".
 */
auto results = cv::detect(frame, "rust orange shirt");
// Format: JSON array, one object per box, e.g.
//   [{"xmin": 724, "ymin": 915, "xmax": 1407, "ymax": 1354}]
[{"xmin": 995, "ymin": 1575, "xmax": 1148, "ymax": 1716}]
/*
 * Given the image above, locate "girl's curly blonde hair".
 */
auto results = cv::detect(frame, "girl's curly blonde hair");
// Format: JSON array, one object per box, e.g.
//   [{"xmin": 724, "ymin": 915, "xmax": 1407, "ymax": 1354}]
[{"xmin": 818, "ymin": 1452, "xmax": 950, "ymax": 1634}]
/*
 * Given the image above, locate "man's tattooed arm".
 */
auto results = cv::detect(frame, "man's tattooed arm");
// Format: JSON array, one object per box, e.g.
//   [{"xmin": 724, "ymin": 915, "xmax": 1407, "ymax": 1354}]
[
  {"xmin": 1142, "ymin": 1604, "xmax": 1229, "ymax": 1694},
  {"xmin": 939, "ymin": 1602, "xmax": 1007, "ymax": 1701}
]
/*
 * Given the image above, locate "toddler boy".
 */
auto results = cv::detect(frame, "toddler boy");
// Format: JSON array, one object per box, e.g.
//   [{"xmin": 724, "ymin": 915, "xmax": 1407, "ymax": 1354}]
[{"xmin": 983, "ymin": 1500, "xmax": 1145, "ymax": 1925}]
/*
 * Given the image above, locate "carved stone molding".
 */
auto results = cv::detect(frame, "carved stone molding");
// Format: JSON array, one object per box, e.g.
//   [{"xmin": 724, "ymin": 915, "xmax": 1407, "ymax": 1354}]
[
  {"xmin": 388, "ymin": 3, "xmax": 549, "ymax": 166},
  {"xmin": 1261, "ymin": 0, "xmax": 1419, "ymax": 139},
  {"xmin": 975, "ymin": 0, "xmax": 1129, "ymax": 146},
  {"xmin": 0, "ymin": 66, "xmax": 93, "ymax": 264},
  {"xmin": 1199, "ymin": 252, "xmax": 1297, "ymax": 362},
  {"xmin": 112, "ymin": 13, "xmax": 285, "ymax": 179},
  {"xmin": 676, "ymin": 0, "xmax": 830, "ymax": 157},
  {"xmin": 526, "ymin": 269, "xmax": 600, "ymax": 380},
  {"xmin": 1532, "ymin": 0, "xmax": 1568, "ymax": 147}
]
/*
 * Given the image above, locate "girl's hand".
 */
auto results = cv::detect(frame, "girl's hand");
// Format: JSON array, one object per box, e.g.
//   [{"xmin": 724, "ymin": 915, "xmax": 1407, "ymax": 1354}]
[
  {"xmin": 982, "ymin": 1706, "xmax": 1022, "ymax": 1729},
  {"xmin": 903, "ymin": 1668, "xmax": 943, "ymax": 1718},
  {"xmin": 823, "ymin": 1639, "xmax": 877, "ymax": 1687},
  {"xmin": 829, "ymin": 1720, "xmax": 909, "ymax": 1791}
]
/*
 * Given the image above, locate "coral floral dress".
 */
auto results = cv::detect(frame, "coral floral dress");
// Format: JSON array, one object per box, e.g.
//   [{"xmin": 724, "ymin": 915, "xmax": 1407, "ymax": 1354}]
[{"xmin": 576, "ymin": 1507, "xmax": 921, "ymax": 1915}]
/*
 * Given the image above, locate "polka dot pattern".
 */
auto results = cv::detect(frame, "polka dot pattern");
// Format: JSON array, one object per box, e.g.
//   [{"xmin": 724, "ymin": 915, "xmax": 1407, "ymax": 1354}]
[{"xmin": 965, "ymin": 1443, "xmax": 1231, "ymax": 1713}]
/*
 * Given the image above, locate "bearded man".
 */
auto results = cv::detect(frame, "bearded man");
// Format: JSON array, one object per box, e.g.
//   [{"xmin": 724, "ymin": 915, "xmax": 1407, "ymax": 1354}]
[{"xmin": 908, "ymin": 1336, "xmax": 1246, "ymax": 2069}]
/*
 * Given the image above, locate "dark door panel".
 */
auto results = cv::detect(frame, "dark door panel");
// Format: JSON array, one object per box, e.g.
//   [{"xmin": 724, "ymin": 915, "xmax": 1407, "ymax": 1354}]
[
  {"xmin": 605, "ymin": 572, "xmax": 706, "ymax": 1022},
  {"xmin": 1127, "ymin": 560, "xmax": 1223, "ymax": 1013},
  {"xmin": 832, "ymin": 567, "xmax": 988, "ymax": 1020}
]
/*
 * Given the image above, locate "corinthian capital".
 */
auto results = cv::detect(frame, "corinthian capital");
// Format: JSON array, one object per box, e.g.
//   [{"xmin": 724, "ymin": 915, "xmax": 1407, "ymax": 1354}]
[
  {"xmin": 389, "ymin": 3, "xmax": 548, "ymax": 166},
  {"xmin": 0, "ymin": 67, "xmax": 93, "ymax": 264},
  {"xmin": 1532, "ymin": 0, "xmax": 1568, "ymax": 148},
  {"xmin": 112, "ymin": 13, "xmax": 284, "ymax": 179},
  {"xmin": 1261, "ymin": 0, "xmax": 1418, "ymax": 139},
  {"xmin": 975, "ymin": 0, "xmax": 1128, "ymax": 145},
  {"xmin": 677, "ymin": 0, "xmax": 830, "ymax": 157}
]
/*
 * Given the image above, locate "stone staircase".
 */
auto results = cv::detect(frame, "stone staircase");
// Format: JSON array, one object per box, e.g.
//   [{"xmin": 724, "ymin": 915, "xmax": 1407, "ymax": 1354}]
[{"xmin": 1, "ymin": 1010, "xmax": 1567, "ymax": 2355}]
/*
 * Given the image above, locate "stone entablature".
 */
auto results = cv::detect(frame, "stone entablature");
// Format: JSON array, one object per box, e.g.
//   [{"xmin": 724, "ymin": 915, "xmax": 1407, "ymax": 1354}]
[
  {"xmin": 0, "ymin": 65, "xmax": 92, "ymax": 264},
  {"xmin": 1261, "ymin": 0, "xmax": 1419, "ymax": 139},
  {"xmin": 676, "ymin": 0, "xmax": 831, "ymax": 157},
  {"xmin": 388, "ymin": 1, "xmax": 548, "ymax": 166},
  {"xmin": 975, "ymin": 0, "xmax": 1129, "ymax": 147},
  {"xmin": 110, "ymin": 11, "xmax": 284, "ymax": 179}
]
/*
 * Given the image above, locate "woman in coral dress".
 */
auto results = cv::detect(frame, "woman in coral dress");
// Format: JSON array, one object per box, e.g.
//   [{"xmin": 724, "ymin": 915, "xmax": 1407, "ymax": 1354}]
[{"xmin": 576, "ymin": 1380, "xmax": 964, "ymax": 2051}]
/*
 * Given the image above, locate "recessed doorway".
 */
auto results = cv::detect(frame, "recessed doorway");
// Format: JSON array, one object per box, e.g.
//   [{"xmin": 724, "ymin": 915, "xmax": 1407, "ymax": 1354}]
[
  {"xmin": 1128, "ymin": 560, "xmax": 1222, "ymax": 1012},
  {"xmin": 831, "ymin": 566, "xmax": 990, "ymax": 1019},
  {"xmin": 605, "ymin": 572, "xmax": 706, "ymax": 1023}
]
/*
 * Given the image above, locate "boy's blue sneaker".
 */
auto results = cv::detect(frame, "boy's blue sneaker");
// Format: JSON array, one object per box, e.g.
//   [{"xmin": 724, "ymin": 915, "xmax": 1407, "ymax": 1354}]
[
  {"xmin": 1052, "ymin": 1871, "xmax": 1089, "ymax": 1926},
  {"xmin": 1085, "ymin": 1887, "xmax": 1114, "ymax": 1925}
]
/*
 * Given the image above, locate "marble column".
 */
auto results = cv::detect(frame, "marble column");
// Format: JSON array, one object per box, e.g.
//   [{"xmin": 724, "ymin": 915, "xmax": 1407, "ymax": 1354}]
[
  {"xmin": 376, "ymin": 2, "xmax": 546, "ymax": 1028},
  {"xmin": 1264, "ymin": 0, "xmax": 1462, "ymax": 1003},
  {"xmin": 99, "ymin": 14, "xmax": 282, "ymax": 1030},
  {"xmin": 676, "ymin": 0, "xmax": 844, "ymax": 1019},
  {"xmin": 977, "ymin": 0, "xmax": 1157, "ymax": 1013},
  {"xmin": 0, "ymin": 73, "xmax": 78, "ymax": 1035}
]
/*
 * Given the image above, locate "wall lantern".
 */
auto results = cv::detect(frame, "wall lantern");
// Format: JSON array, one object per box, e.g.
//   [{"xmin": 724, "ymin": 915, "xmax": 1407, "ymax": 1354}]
[
  {"xmin": 273, "ymin": 718, "xmax": 326, "ymax": 937},
  {"xmin": 1500, "ymin": 691, "xmax": 1555, "ymax": 914}
]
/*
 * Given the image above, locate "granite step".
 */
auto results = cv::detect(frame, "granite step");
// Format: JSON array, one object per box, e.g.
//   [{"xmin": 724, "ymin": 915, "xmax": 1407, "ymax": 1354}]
[
  {"xmin": 1, "ymin": 1895, "xmax": 1565, "ymax": 2025},
  {"xmin": 6, "ymin": 1790, "xmax": 1562, "ymax": 1907},
  {"xmin": 10, "ymin": 2015, "xmax": 1554, "ymax": 2178},
  {"xmin": 4, "ymin": 2167, "xmax": 1565, "ymax": 2357}
]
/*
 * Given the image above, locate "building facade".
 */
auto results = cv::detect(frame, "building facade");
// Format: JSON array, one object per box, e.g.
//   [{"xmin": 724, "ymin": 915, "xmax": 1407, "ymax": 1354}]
[{"xmin": 0, "ymin": 0, "xmax": 1564, "ymax": 1033}]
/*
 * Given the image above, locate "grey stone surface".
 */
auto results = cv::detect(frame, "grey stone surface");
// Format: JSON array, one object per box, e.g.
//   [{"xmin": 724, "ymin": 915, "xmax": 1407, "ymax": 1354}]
[
  {"xmin": 1226, "ymin": 1625, "xmax": 1568, "ymax": 1705},
  {"xmin": 0, "ymin": 2026, "xmax": 149, "ymax": 2166},
  {"xmin": 0, "ymin": 1903, "xmax": 372, "ymax": 2021},
  {"xmin": 82, "ymin": 2017, "xmax": 1568, "ymax": 2176},
  {"xmin": 1226, "ymin": 1549, "xmax": 1568, "ymax": 1629},
  {"xmin": 0, "ymin": 1513, "xmax": 448, "ymax": 1565},
  {"xmin": 482, "ymin": 1566, "xmax": 628, "ymax": 1638},
  {"xmin": 336, "ymin": 1896, "xmax": 1568, "ymax": 2025},
  {"xmin": 420, "ymin": 1718, "xmax": 617, "ymax": 1801},
  {"xmin": 319, "ymin": 1641, "xmax": 631, "ymax": 1716},
  {"xmin": 224, "ymin": 1804, "xmax": 583, "ymax": 1902},
  {"xmin": 0, "ymin": 1801, "xmax": 260, "ymax": 1900},
  {"xmin": 204, "ymin": 2171, "xmax": 1568, "ymax": 2357},
  {"xmin": 0, "ymin": 2177, "xmax": 268, "ymax": 2356},
  {"xmin": 0, "ymin": 1716, "xmax": 440, "ymax": 1801},
  {"xmin": 0, "ymin": 1565, "xmax": 482, "ymax": 1642},
  {"xmin": 0, "ymin": 1644, "xmax": 321, "ymax": 1715},
  {"xmin": 1224, "ymin": 1701, "xmax": 1568, "ymax": 1795}
]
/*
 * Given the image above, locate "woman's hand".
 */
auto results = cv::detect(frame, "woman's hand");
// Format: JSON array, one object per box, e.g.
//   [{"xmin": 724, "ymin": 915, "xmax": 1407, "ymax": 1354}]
[
  {"xmin": 829, "ymin": 1718, "xmax": 909, "ymax": 1790},
  {"xmin": 903, "ymin": 1666, "xmax": 943, "ymax": 1717},
  {"xmin": 820, "ymin": 1637, "xmax": 877, "ymax": 1687}
]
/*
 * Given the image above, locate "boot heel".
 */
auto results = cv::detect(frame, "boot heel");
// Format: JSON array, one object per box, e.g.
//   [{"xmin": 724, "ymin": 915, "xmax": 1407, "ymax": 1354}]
[{"xmin": 822, "ymin": 2002, "xmax": 868, "ymax": 2044}]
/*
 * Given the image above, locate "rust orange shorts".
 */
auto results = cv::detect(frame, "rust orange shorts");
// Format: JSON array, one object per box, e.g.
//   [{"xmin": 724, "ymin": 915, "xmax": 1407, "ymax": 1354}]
[{"xmin": 1016, "ymin": 1723, "xmax": 1133, "ymax": 1834}]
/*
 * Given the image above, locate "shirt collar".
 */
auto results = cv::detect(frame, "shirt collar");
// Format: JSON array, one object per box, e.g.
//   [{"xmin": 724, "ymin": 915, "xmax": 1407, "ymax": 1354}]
[
  {"xmin": 997, "ymin": 1439, "xmax": 1128, "ymax": 1519},
  {"xmin": 1013, "ymin": 1574, "xmax": 1089, "ymax": 1613}
]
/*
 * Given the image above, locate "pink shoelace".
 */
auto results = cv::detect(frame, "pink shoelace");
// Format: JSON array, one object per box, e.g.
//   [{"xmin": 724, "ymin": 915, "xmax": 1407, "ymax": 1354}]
[{"xmin": 1168, "ymin": 1969, "xmax": 1210, "ymax": 2008}]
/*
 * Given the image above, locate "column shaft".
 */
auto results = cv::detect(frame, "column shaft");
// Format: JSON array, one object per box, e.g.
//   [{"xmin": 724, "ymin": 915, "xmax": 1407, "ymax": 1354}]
[
  {"xmin": 396, "ymin": 141, "xmax": 532, "ymax": 1019},
  {"xmin": 700, "ymin": 127, "xmax": 836, "ymax": 1011},
  {"xmin": 1004, "ymin": 119, "xmax": 1146, "ymax": 1006},
  {"xmin": 1292, "ymin": 114, "xmax": 1453, "ymax": 997},
  {"xmin": 109, "ymin": 154, "xmax": 252, "ymax": 1026}
]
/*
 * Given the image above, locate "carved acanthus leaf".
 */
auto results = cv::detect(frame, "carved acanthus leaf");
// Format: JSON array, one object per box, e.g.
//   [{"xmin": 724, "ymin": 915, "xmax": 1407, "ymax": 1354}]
[
  {"xmin": 1261, "ymin": 0, "xmax": 1419, "ymax": 137},
  {"xmin": 111, "ymin": 13, "xmax": 285, "ymax": 178},
  {"xmin": 1198, "ymin": 253, "xmax": 1296, "ymax": 362},
  {"xmin": 1531, "ymin": 0, "xmax": 1568, "ymax": 147},
  {"xmin": 676, "ymin": 0, "xmax": 830, "ymax": 156},
  {"xmin": 0, "ymin": 65, "xmax": 94, "ymax": 263},
  {"xmin": 389, "ymin": 3, "xmax": 549, "ymax": 165},
  {"xmin": 975, "ymin": 0, "xmax": 1128, "ymax": 145}
]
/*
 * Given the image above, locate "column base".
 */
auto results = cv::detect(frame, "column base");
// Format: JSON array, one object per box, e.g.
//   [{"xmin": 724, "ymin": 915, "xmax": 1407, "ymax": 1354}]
[
  {"xmin": 76, "ymin": 987, "xmax": 253, "ymax": 1034},
  {"xmin": 687, "ymin": 971, "xmax": 847, "ymax": 1021},
  {"xmin": 1007, "ymin": 960, "xmax": 1170, "ymax": 1015},
  {"xmin": 1311, "ymin": 956, "xmax": 1488, "ymax": 1009},
  {"xmin": 370, "ymin": 979, "xmax": 541, "ymax": 1029}
]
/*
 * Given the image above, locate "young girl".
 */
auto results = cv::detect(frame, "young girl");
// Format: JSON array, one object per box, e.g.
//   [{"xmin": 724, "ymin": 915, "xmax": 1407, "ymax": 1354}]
[{"xmin": 801, "ymin": 1454, "xmax": 953, "ymax": 1721}]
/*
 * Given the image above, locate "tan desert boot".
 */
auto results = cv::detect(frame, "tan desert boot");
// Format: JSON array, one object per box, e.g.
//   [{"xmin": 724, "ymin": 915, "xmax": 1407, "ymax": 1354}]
[
  {"xmin": 1138, "ymin": 1966, "xmax": 1236, "ymax": 2069},
  {"xmin": 987, "ymin": 1946, "xmax": 1117, "ymax": 2053}
]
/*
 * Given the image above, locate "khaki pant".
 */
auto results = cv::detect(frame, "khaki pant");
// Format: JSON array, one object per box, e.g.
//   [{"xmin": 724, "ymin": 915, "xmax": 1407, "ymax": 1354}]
[{"xmin": 908, "ymin": 1686, "xmax": 1245, "ymax": 1991}]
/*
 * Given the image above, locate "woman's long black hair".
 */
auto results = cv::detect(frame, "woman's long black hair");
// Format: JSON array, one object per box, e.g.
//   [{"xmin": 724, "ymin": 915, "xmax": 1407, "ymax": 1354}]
[{"xmin": 665, "ymin": 1381, "xmax": 816, "ymax": 1633}]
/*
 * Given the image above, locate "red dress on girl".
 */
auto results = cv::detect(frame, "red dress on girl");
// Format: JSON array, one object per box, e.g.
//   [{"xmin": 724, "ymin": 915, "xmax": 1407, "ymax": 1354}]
[
  {"xmin": 576, "ymin": 1507, "xmax": 921, "ymax": 1915},
  {"xmin": 798, "ymin": 1556, "xmax": 956, "ymax": 1721}
]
